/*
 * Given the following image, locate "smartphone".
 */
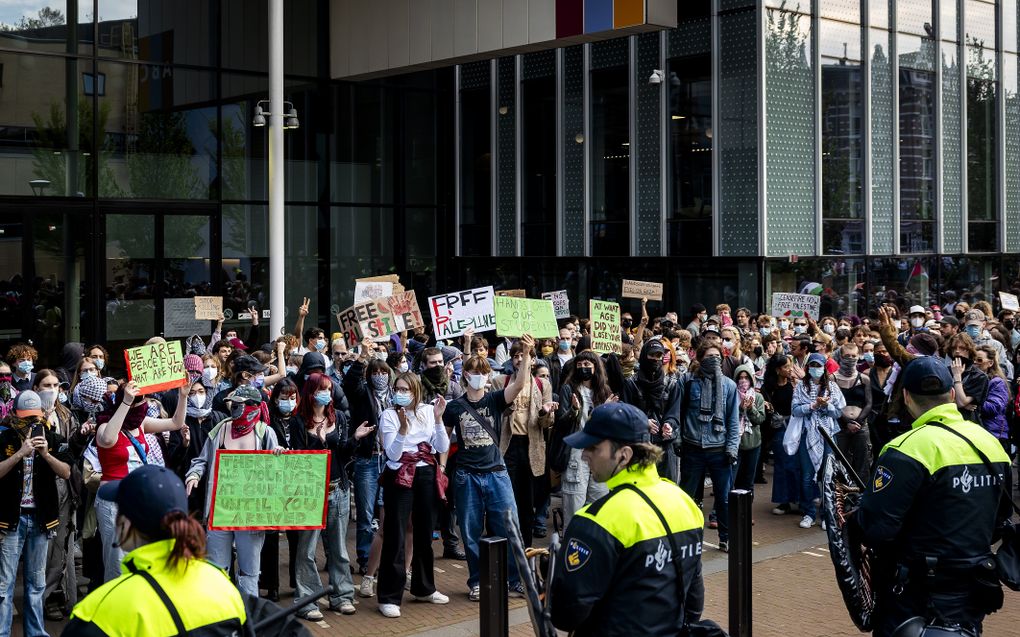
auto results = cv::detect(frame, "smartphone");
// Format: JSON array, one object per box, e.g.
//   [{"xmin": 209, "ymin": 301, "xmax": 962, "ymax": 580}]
[{"xmin": 30, "ymin": 422, "xmax": 44, "ymax": 439}]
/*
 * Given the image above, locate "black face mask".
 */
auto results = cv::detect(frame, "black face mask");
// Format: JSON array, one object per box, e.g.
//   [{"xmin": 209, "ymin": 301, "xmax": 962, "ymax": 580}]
[
  {"xmin": 956, "ymin": 356, "xmax": 972, "ymax": 368},
  {"xmin": 1005, "ymin": 319, "xmax": 1015, "ymax": 331},
  {"xmin": 621, "ymin": 319, "xmax": 633, "ymax": 328},
  {"xmin": 423, "ymin": 366, "xmax": 447, "ymax": 385},
  {"xmin": 576, "ymin": 367, "xmax": 594, "ymax": 382}
]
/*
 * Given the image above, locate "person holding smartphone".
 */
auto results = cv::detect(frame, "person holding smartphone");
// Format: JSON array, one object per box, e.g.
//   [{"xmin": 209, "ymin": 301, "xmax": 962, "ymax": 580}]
[{"xmin": 0, "ymin": 390, "xmax": 72, "ymax": 637}]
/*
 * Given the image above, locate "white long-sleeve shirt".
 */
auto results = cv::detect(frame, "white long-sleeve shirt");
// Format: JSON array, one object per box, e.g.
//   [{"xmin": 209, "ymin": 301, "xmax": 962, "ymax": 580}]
[{"xmin": 379, "ymin": 404, "xmax": 450, "ymax": 470}]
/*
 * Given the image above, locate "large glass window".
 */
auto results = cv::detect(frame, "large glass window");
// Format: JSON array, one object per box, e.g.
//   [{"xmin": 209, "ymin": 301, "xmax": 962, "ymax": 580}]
[
  {"xmin": 521, "ymin": 74, "xmax": 556, "ymax": 256},
  {"xmin": 97, "ymin": 0, "xmax": 217, "ymax": 68},
  {"xmin": 820, "ymin": 6, "xmax": 863, "ymax": 255},
  {"xmin": 898, "ymin": 1, "xmax": 936, "ymax": 253},
  {"xmin": 333, "ymin": 83, "xmax": 395, "ymax": 205},
  {"xmin": 0, "ymin": 1, "xmax": 93, "ymax": 55},
  {"xmin": 667, "ymin": 54, "xmax": 712, "ymax": 256},
  {"xmin": 590, "ymin": 65, "xmax": 629, "ymax": 256},
  {"xmin": 870, "ymin": 256, "xmax": 935, "ymax": 313},
  {"xmin": 459, "ymin": 85, "xmax": 491, "ymax": 256},
  {"xmin": 966, "ymin": 0, "xmax": 999, "ymax": 253},
  {"xmin": 329, "ymin": 206, "xmax": 395, "ymax": 312},
  {"xmin": 767, "ymin": 258, "xmax": 866, "ymax": 318}
]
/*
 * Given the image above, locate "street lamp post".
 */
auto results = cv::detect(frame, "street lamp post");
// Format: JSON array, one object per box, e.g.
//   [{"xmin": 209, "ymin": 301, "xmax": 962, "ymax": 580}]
[{"xmin": 268, "ymin": 0, "xmax": 285, "ymax": 338}]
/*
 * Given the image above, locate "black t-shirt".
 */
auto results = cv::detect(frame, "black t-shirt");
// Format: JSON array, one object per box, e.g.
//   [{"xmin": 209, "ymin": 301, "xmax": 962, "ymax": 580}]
[{"xmin": 443, "ymin": 390, "xmax": 508, "ymax": 473}]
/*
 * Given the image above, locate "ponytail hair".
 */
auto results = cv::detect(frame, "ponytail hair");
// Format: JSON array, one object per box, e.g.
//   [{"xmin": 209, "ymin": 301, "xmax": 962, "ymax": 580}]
[{"xmin": 161, "ymin": 510, "xmax": 207, "ymax": 571}]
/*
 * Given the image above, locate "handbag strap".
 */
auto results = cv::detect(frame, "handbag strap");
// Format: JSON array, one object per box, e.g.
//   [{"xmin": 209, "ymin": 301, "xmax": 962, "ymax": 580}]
[
  {"xmin": 461, "ymin": 396, "xmax": 502, "ymax": 445},
  {"xmin": 927, "ymin": 421, "xmax": 1020, "ymax": 517},
  {"xmin": 126, "ymin": 562, "xmax": 189, "ymax": 636},
  {"xmin": 123, "ymin": 431, "xmax": 148, "ymax": 465}
]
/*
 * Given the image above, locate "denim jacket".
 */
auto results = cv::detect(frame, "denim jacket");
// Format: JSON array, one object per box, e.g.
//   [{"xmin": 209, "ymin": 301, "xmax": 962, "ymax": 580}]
[{"xmin": 673, "ymin": 374, "xmax": 741, "ymax": 457}]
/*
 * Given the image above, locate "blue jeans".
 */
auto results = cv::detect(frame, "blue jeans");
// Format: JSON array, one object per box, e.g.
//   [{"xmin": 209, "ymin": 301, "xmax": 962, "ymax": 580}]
[
  {"xmin": 454, "ymin": 469, "xmax": 521, "ymax": 589},
  {"xmin": 797, "ymin": 437, "xmax": 824, "ymax": 520},
  {"xmin": 353, "ymin": 456, "xmax": 382, "ymax": 568},
  {"xmin": 295, "ymin": 487, "xmax": 355, "ymax": 610},
  {"xmin": 0, "ymin": 515, "xmax": 49, "ymax": 637},
  {"xmin": 207, "ymin": 530, "xmax": 265, "ymax": 597},
  {"xmin": 679, "ymin": 447, "xmax": 733, "ymax": 542},
  {"xmin": 94, "ymin": 495, "xmax": 123, "ymax": 583}
]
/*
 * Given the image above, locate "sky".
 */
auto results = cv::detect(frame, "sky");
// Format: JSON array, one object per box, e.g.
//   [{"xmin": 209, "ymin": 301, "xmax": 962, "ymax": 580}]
[{"xmin": 0, "ymin": 0, "xmax": 138, "ymax": 28}]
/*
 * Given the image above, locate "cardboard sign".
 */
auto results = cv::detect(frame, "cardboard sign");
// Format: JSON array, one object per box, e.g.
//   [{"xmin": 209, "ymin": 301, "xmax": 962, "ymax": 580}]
[
  {"xmin": 124, "ymin": 340, "xmax": 189, "ymax": 394},
  {"xmin": 590, "ymin": 300, "xmax": 622, "ymax": 355},
  {"xmin": 493, "ymin": 297, "xmax": 559, "ymax": 339},
  {"xmin": 542, "ymin": 290, "xmax": 571, "ymax": 319},
  {"xmin": 495, "ymin": 289, "xmax": 526, "ymax": 298},
  {"xmin": 336, "ymin": 290, "xmax": 424, "ymax": 347},
  {"xmin": 164, "ymin": 299, "xmax": 211, "ymax": 338},
  {"xmin": 354, "ymin": 281, "xmax": 393, "ymax": 303},
  {"xmin": 429, "ymin": 286, "xmax": 496, "ymax": 340},
  {"xmin": 208, "ymin": 450, "xmax": 330, "ymax": 530},
  {"xmin": 621, "ymin": 279, "xmax": 664, "ymax": 302},
  {"xmin": 194, "ymin": 296, "xmax": 223, "ymax": 321},
  {"xmin": 999, "ymin": 291, "xmax": 1020, "ymax": 312},
  {"xmin": 356, "ymin": 274, "xmax": 405, "ymax": 295},
  {"xmin": 771, "ymin": 293, "xmax": 821, "ymax": 320}
]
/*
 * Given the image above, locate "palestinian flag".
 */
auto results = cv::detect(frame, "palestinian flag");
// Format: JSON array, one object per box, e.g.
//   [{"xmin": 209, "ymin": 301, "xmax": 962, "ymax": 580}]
[{"xmin": 906, "ymin": 261, "xmax": 929, "ymax": 287}]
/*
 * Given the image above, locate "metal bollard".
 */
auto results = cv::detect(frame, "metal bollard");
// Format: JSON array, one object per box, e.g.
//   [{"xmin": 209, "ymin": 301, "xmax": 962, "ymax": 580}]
[
  {"xmin": 728, "ymin": 489, "xmax": 753, "ymax": 637},
  {"xmin": 479, "ymin": 536, "xmax": 509, "ymax": 637}
]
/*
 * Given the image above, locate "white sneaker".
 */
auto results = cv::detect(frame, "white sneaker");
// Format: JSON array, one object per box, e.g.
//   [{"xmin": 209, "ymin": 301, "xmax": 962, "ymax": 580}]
[
  {"xmin": 379, "ymin": 603, "xmax": 401, "ymax": 618},
  {"xmin": 468, "ymin": 585, "xmax": 480, "ymax": 602},
  {"xmin": 359, "ymin": 575, "xmax": 376, "ymax": 598},
  {"xmin": 405, "ymin": 569, "xmax": 412, "ymax": 591},
  {"xmin": 798, "ymin": 515, "xmax": 814, "ymax": 529},
  {"xmin": 412, "ymin": 591, "xmax": 450, "ymax": 604}
]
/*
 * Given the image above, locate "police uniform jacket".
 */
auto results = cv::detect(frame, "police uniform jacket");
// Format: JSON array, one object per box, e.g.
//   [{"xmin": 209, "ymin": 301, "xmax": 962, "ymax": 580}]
[
  {"xmin": 550, "ymin": 462, "xmax": 705, "ymax": 637},
  {"xmin": 855, "ymin": 403, "xmax": 1010, "ymax": 576},
  {"xmin": 63, "ymin": 539, "xmax": 248, "ymax": 636}
]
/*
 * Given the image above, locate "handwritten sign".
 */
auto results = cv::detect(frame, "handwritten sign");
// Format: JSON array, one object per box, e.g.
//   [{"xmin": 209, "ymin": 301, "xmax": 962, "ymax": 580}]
[
  {"xmin": 164, "ymin": 299, "xmax": 211, "ymax": 338},
  {"xmin": 336, "ymin": 290, "xmax": 424, "ymax": 347},
  {"xmin": 590, "ymin": 300, "xmax": 622, "ymax": 355},
  {"xmin": 194, "ymin": 296, "xmax": 223, "ymax": 321},
  {"xmin": 494, "ymin": 297, "xmax": 559, "ymax": 339},
  {"xmin": 771, "ymin": 293, "xmax": 821, "ymax": 320},
  {"xmin": 354, "ymin": 281, "xmax": 393, "ymax": 303},
  {"xmin": 495, "ymin": 289, "xmax": 527, "ymax": 298},
  {"xmin": 124, "ymin": 340, "xmax": 189, "ymax": 394},
  {"xmin": 429, "ymin": 286, "xmax": 496, "ymax": 340},
  {"xmin": 542, "ymin": 290, "xmax": 571, "ymax": 319},
  {"xmin": 999, "ymin": 291, "xmax": 1020, "ymax": 312},
  {"xmin": 622, "ymin": 279, "xmax": 663, "ymax": 302},
  {"xmin": 208, "ymin": 450, "xmax": 330, "ymax": 530}
]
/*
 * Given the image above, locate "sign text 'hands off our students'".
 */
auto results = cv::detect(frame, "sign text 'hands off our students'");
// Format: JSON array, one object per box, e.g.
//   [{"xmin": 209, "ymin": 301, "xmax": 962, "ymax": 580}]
[
  {"xmin": 124, "ymin": 340, "xmax": 189, "ymax": 394},
  {"xmin": 428, "ymin": 286, "xmax": 497, "ymax": 340},
  {"xmin": 590, "ymin": 300, "xmax": 622, "ymax": 355},
  {"xmin": 493, "ymin": 296, "xmax": 559, "ymax": 339},
  {"xmin": 208, "ymin": 450, "xmax": 331, "ymax": 530}
]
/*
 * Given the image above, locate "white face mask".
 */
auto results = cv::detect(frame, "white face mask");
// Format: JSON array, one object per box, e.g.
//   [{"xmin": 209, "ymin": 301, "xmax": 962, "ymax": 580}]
[
  {"xmin": 822, "ymin": 324, "xmax": 835, "ymax": 334},
  {"xmin": 397, "ymin": 361, "xmax": 409, "ymax": 374},
  {"xmin": 910, "ymin": 317, "xmax": 925, "ymax": 329},
  {"xmin": 466, "ymin": 373, "xmax": 488, "ymax": 391}
]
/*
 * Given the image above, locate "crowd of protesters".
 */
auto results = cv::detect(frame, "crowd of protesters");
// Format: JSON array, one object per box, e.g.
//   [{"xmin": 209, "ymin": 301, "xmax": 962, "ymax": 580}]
[{"xmin": 2, "ymin": 289, "xmax": 1020, "ymax": 632}]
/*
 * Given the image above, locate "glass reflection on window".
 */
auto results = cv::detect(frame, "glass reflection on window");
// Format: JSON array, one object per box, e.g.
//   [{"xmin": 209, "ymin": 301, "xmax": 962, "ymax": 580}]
[
  {"xmin": 667, "ymin": 55, "xmax": 712, "ymax": 257},
  {"xmin": 590, "ymin": 65, "xmax": 629, "ymax": 257}
]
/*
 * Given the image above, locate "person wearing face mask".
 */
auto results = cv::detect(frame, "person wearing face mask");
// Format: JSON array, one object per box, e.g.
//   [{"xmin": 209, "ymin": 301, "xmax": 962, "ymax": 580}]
[
  {"xmin": 819, "ymin": 316, "xmax": 838, "ymax": 337},
  {"xmin": 185, "ymin": 385, "xmax": 279, "ymax": 598},
  {"xmin": 719, "ymin": 326, "xmax": 752, "ymax": 379},
  {"xmin": 671, "ymin": 343, "xmax": 739, "ymax": 551},
  {"xmin": 946, "ymin": 333, "xmax": 989, "ymax": 425},
  {"xmin": 210, "ymin": 354, "xmax": 268, "ymax": 414},
  {"xmin": 287, "ymin": 373, "xmax": 370, "ymax": 620},
  {"xmin": 343, "ymin": 347, "xmax": 393, "ymax": 576},
  {"xmin": 31, "ymin": 370, "xmax": 83, "ymax": 621},
  {"xmin": 685, "ymin": 303, "xmax": 708, "ymax": 340},
  {"xmin": 731, "ymin": 364, "xmax": 765, "ymax": 497},
  {"xmin": 441, "ymin": 335, "xmax": 537, "ymax": 602},
  {"xmin": 94, "ymin": 381, "xmax": 187, "ymax": 583},
  {"xmin": 996, "ymin": 309, "xmax": 1020, "ymax": 351},
  {"xmin": 962, "ymin": 309, "xmax": 1013, "ymax": 379},
  {"xmin": 621, "ymin": 339, "xmax": 682, "ymax": 483},
  {"xmin": 785, "ymin": 353, "xmax": 845, "ymax": 529},
  {"xmin": 7, "ymin": 343, "xmax": 38, "ymax": 392},
  {"xmin": 895, "ymin": 305, "xmax": 930, "ymax": 348},
  {"xmin": 542, "ymin": 328, "xmax": 576, "ymax": 394},
  {"xmin": 832, "ymin": 343, "xmax": 873, "ymax": 482},
  {"xmin": 734, "ymin": 307, "xmax": 753, "ymax": 337}
]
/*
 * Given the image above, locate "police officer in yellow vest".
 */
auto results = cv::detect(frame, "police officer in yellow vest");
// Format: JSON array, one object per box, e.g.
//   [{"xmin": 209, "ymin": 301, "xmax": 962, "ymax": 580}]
[
  {"xmin": 62, "ymin": 465, "xmax": 249, "ymax": 636},
  {"xmin": 550, "ymin": 402, "xmax": 706, "ymax": 637},
  {"xmin": 854, "ymin": 357, "xmax": 1011, "ymax": 636}
]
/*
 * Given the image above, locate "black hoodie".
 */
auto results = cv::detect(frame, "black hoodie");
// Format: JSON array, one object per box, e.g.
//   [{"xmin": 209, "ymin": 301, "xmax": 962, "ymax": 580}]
[{"xmin": 56, "ymin": 342, "xmax": 84, "ymax": 385}]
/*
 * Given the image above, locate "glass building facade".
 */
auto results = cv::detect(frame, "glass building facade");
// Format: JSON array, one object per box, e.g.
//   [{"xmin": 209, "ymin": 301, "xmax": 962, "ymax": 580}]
[{"xmin": 0, "ymin": 0, "xmax": 1017, "ymax": 366}]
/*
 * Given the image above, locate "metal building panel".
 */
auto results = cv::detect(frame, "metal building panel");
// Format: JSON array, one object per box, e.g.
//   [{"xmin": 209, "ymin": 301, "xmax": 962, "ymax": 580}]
[
  {"xmin": 585, "ymin": 0, "xmax": 614, "ymax": 33},
  {"xmin": 497, "ymin": 56, "xmax": 518, "ymax": 255},
  {"xmin": 667, "ymin": 16, "xmax": 711, "ymax": 57},
  {"xmin": 503, "ymin": 0, "xmax": 529, "ymax": 48},
  {"xmin": 636, "ymin": 31, "xmax": 662, "ymax": 256},
  {"xmin": 1007, "ymin": 53, "xmax": 1020, "ymax": 251},
  {"xmin": 562, "ymin": 44, "xmax": 587, "ymax": 255},
  {"xmin": 455, "ymin": 0, "xmax": 479, "ymax": 56},
  {"xmin": 529, "ymin": 0, "xmax": 558, "ymax": 43},
  {"xmin": 432, "ymin": 0, "xmax": 456, "ymax": 60},
  {"xmin": 942, "ymin": 41, "xmax": 964, "ymax": 253},
  {"xmin": 479, "ymin": 0, "xmax": 504, "ymax": 52},
  {"xmin": 870, "ymin": 25, "xmax": 895, "ymax": 254},
  {"xmin": 409, "ymin": 0, "xmax": 433, "ymax": 64},
  {"xmin": 388, "ymin": 0, "xmax": 412, "ymax": 70}
]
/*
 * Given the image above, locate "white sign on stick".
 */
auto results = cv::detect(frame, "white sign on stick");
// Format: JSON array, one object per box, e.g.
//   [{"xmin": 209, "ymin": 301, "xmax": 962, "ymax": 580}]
[{"xmin": 428, "ymin": 286, "xmax": 497, "ymax": 340}]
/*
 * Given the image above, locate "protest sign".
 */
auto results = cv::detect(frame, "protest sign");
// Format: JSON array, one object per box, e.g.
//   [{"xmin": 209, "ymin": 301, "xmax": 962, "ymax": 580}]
[
  {"xmin": 771, "ymin": 293, "xmax": 821, "ymax": 320},
  {"xmin": 208, "ymin": 450, "xmax": 330, "ymax": 530},
  {"xmin": 356, "ymin": 274, "xmax": 404, "ymax": 294},
  {"xmin": 163, "ymin": 299, "xmax": 211, "ymax": 338},
  {"xmin": 495, "ymin": 289, "xmax": 526, "ymax": 298},
  {"xmin": 124, "ymin": 340, "xmax": 189, "ymax": 394},
  {"xmin": 194, "ymin": 296, "xmax": 223, "ymax": 321},
  {"xmin": 999, "ymin": 291, "xmax": 1020, "ymax": 312},
  {"xmin": 621, "ymin": 279, "xmax": 664, "ymax": 302},
  {"xmin": 590, "ymin": 300, "xmax": 622, "ymax": 355},
  {"xmin": 429, "ymin": 286, "xmax": 496, "ymax": 339},
  {"xmin": 336, "ymin": 290, "xmax": 424, "ymax": 346},
  {"xmin": 542, "ymin": 290, "xmax": 571, "ymax": 319},
  {"xmin": 354, "ymin": 280, "xmax": 393, "ymax": 303},
  {"xmin": 494, "ymin": 296, "xmax": 559, "ymax": 339}
]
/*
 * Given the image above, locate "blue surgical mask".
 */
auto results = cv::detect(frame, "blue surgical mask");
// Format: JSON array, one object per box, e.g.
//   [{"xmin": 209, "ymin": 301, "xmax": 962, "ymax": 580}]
[
  {"xmin": 759, "ymin": 327, "xmax": 771, "ymax": 337},
  {"xmin": 862, "ymin": 352, "xmax": 875, "ymax": 364},
  {"xmin": 808, "ymin": 366, "xmax": 824, "ymax": 379},
  {"xmin": 315, "ymin": 339, "xmax": 327, "ymax": 352},
  {"xmin": 81, "ymin": 370, "xmax": 97, "ymax": 380},
  {"xmin": 286, "ymin": 365, "xmax": 298, "ymax": 376},
  {"xmin": 278, "ymin": 399, "xmax": 296, "ymax": 414},
  {"xmin": 558, "ymin": 340, "xmax": 571, "ymax": 351},
  {"xmin": 965, "ymin": 324, "xmax": 981, "ymax": 339},
  {"xmin": 18, "ymin": 361, "xmax": 33, "ymax": 375},
  {"xmin": 94, "ymin": 358, "xmax": 105, "ymax": 371},
  {"xmin": 250, "ymin": 374, "xmax": 265, "ymax": 389},
  {"xmin": 313, "ymin": 390, "xmax": 331, "ymax": 406},
  {"xmin": 391, "ymin": 392, "xmax": 412, "ymax": 407},
  {"xmin": 793, "ymin": 325, "xmax": 807, "ymax": 335}
]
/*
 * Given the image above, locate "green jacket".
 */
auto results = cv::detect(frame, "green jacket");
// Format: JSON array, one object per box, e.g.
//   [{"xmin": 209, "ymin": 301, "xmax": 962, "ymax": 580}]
[{"xmin": 550, "ymin": 462, "xmax": 705, "ymax": 636}]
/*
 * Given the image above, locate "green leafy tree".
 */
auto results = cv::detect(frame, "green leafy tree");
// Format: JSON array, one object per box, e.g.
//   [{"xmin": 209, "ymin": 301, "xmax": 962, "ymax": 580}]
[{"xmin": 0, "ymin": 7, "xmax": 65, "ymax": 31}]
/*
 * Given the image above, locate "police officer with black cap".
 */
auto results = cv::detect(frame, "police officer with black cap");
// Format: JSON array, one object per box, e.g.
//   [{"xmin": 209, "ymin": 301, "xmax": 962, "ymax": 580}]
[
  {"xmin": 853, "ymin": 357, "xmax": 1011, "ymax": 636},
  {"xmin": 549, "ymin": 402, "xmax": 706, "ymax": 637}
]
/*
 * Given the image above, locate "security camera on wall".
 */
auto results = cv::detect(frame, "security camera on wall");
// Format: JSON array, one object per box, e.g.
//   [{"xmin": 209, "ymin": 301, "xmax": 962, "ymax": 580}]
[{"xmin": 648, "ymin": 69, "xmax": 665, "ymax": 85}]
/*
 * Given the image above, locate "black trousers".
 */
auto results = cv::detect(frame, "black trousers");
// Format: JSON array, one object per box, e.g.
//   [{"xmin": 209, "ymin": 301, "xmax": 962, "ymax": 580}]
[
  {"xmin": 439, "ymin": 452, "xmax": 460, "ymax": 551},
  {"xmin": 378, "ymin": 465, "xmax": 438, "ymax": 605},
  {"xmin": 504, "ymin": 435, "xmax": 534, "ymax": 548},
  {"xmin": 873, "ymin": 586, "xmax": 987, "ymax": 637},
  {"xmin": 259, "ymin": 529, "xmax": 299, "ymax": 591}
]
